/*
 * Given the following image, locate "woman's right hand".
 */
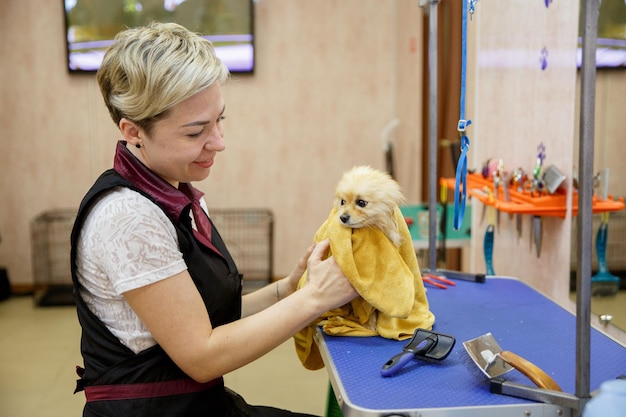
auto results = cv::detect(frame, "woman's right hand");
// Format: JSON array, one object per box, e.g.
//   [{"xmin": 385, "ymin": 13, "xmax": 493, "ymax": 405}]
[{"xmin": 302, "ymin": 239, "xmax": 358, "ymax": 313}]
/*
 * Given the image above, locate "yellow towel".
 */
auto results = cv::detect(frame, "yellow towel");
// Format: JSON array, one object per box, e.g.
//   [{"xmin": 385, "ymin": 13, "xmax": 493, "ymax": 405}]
[{"xmin": 294, "ymin": 205, "xmax": 435, "ymax": 370}]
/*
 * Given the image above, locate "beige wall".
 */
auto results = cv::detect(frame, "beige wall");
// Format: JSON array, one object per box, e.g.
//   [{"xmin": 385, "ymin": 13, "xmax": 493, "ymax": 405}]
[
  {"xmin": 574, "ymin": 70, "xmax": 626, "ymax": 197},
  {"xmin": 0, "ymin": 0, "xmax": 424, "ymax": 287},
  {"xmin": 1, "ymin": 0, "xmax": 625, "ymax": 330},
  {"xmin": 463, "ymin": 1, "xmax": 580, "ymax": 308}
]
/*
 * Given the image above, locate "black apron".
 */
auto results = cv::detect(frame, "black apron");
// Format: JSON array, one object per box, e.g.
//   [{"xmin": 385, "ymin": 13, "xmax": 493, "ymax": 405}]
[{"xmin": 71, "ymin": 169, "xmax": 243, "ymax": 417}]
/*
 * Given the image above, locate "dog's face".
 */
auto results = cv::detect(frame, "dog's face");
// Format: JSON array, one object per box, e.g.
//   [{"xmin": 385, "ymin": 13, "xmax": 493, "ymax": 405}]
[{"xmin": 334, "ymin": 166, "xmax": 404, "ymax": 231}]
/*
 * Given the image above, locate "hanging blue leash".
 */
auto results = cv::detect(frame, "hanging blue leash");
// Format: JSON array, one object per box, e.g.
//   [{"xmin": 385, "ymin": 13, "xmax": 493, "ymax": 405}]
[{"xmin": 453, "ymin": 0, "xmax": 477, "ymax": 230}]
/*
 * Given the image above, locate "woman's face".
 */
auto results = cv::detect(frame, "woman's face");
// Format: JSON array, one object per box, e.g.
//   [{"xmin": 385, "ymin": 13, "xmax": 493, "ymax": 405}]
[{"xmin": 129, "ymin": 84, "xmax": 226, "ymax": 187}]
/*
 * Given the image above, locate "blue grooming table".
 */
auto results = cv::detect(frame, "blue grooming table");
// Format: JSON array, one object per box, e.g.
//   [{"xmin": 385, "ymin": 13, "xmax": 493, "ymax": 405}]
[{"xmin": 316, "ymin": 277, "xmax": 626, "ymax": 417}]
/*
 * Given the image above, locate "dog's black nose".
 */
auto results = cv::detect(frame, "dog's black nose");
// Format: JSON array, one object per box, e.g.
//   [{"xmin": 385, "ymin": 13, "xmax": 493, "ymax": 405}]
[{"xmin": 340, "ymin": 214, "xmax": 350, "ymax": 224}]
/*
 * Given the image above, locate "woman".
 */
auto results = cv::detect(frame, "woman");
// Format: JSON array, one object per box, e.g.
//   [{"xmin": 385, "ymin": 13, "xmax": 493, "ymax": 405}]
[{"xmin": 70, "ymin": 22, "xmax": 357, "ymax": 417}]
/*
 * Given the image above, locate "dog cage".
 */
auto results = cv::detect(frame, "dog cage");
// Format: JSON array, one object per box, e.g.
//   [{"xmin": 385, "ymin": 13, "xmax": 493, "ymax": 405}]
[
  {"xmin": 29, "ymin": 207, "xmax": 274, "ymax": 306},
  {"xmin": 209, "ymin": 209, "xmax": 274, "ymax": 293},
  {"xmin": 31, "ymin": 209, "xmax": 77, "ymax": 306}
]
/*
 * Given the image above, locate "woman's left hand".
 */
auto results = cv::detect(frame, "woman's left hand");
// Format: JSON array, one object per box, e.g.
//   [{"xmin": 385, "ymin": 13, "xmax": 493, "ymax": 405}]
[{"xmin": 282, "ymin": 243, "xmax": 315, "ymax": 296}]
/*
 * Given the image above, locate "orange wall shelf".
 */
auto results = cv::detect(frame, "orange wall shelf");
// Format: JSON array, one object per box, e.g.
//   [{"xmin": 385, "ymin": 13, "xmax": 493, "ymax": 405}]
[{"xmin": 441, "ymin": 174, "xmax": 625, "ymax": 218}]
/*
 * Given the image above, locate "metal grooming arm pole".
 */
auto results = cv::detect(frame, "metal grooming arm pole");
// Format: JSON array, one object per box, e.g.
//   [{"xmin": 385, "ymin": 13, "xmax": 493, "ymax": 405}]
[
  {"xmin": 574, "ymin": 0, "xmax": 600, "ymax": 413},
  {"xmin": 427, "ymin": 0, "xmax": 439, "ymax": 273},
  {"xmin": 421, "ymin": 0, "xmax": 485, "ymax": 282},
  {"xmin": 418, "ymin": 0, "xmax": 439, "ymax": 272}
]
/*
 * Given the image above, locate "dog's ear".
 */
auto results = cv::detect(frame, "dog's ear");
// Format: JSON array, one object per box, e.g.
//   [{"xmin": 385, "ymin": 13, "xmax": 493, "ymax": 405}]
[
  {"xmin": 386, "ymin": 182, "xmax": 405, "ymax": 207},
  {"xmin": 333, "ymin": 195, "xmax": 344, "ymax": 211}
]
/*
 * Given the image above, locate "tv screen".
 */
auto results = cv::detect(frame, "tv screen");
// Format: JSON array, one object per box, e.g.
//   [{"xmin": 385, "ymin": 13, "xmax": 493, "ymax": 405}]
[
  {"xmin": 577, "ymin": 0, "xmax": 626, "ymax": 69},
  {"xmin": 63, "ymin": 0, "xmax": 254, "ymax": 74}
]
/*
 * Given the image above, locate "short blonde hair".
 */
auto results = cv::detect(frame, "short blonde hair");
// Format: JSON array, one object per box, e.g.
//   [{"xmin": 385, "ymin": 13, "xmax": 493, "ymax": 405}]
[{"xmin": 97, "ymin": 21, "xmax": 230, "ymax": 133}]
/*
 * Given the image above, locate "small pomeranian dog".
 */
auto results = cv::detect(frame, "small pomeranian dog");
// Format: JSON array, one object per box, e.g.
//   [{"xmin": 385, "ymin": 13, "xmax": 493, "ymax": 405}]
[{"xmin": 334, "ymin": 165, "xmax": 406, "ymax": 246}]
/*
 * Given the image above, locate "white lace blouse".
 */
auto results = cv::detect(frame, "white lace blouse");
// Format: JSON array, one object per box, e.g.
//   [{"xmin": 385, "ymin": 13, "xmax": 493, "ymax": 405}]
[{"xmin": 75, "ymin": 187, "xmax": 189, "ymax": 354}]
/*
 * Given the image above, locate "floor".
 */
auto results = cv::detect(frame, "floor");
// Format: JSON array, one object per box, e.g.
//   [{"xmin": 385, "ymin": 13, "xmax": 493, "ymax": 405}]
[
  {"xmin": 3, "ymin": 290, "xmax": 626, "ymax": 417},
  {"xmin": 569, "ymin": 289, "xmax": 626, "ymax": 331},
  {"xmin": 0, "ymin": 295, "xmax": 330, "ymax": 417}
]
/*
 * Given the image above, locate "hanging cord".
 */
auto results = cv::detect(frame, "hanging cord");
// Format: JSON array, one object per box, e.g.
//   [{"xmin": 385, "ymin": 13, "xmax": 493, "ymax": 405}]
[{"xmin": 453, "ymin": 0, "xmax": 477, "ymax": 230}]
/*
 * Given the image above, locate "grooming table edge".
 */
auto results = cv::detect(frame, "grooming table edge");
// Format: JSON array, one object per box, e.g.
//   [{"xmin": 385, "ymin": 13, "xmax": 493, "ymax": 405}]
[{"xmin": 315, "ymin": 277, "xmax": 626, "ymax": 417}]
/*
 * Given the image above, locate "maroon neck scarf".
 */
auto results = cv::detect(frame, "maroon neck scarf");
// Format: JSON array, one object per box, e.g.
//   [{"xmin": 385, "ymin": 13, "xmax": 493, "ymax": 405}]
[{"xmin": 112, "ymin": 141, "xmax": 221, "ymax": 255}]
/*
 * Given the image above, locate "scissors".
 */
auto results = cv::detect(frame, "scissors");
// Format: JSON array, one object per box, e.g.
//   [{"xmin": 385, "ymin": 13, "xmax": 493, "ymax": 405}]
[{"xmin": 422, "ymin": 273, "xmax": 456, "ymax": 289}]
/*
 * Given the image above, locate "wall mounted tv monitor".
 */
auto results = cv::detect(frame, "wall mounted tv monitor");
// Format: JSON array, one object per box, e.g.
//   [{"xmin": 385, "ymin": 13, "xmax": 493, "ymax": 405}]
[
  {"xmin": 577, "ymin": 0, "xmax": 626, "ymax": 69},
  {"xmin": 63, "ymin": 0, "xmax": 254, "ymax": 74}
]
